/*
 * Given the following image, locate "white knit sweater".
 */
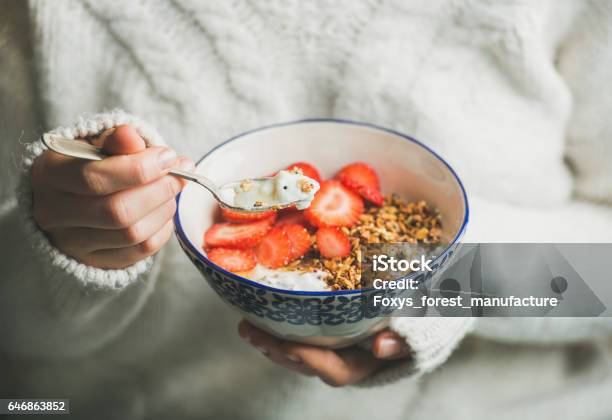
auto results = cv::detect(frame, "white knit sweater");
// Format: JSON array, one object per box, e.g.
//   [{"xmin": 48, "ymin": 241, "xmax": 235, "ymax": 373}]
[{"xmin": 1, "ymin": 1, "xmax": 612, "ymax": 419}]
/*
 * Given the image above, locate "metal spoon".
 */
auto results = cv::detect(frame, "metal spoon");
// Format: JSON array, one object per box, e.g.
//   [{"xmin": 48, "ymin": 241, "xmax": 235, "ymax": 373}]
[{"xmin": 41, "ymin": 133, "xmax": 298, "ymax": 212}]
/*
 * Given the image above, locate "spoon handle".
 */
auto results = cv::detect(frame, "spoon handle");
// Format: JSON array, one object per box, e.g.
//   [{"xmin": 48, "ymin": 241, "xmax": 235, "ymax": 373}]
[
  {"xmin": 168, "ymin": 167, "xmax": 221, "ymax": 199},
  {"xmin": 42, "ymin": 133, "xmax": 107, "ymax": 160},
  {"xmin": 41, "ymin": 133, "xmax": 220, "ymax": 195}
]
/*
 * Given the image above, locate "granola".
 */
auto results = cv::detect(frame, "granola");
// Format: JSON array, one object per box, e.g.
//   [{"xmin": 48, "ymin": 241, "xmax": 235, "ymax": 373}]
[{"xmin": 280, "ymin": 194, "xmax": 442, "ymax": 290}]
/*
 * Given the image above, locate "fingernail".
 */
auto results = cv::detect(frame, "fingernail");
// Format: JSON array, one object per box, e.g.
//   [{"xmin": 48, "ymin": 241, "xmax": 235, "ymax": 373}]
[
  {"xmin": 286, "ymin": 353, "xmax": 301, "ymax": 363},
  {"xmin": 254, "ymin": 345, "xmax": 268, "ymax": 355},
  {"xmin": 158, "ymin": 148, "xmax": 177, "ymax": 170},
  {"xmin": 377, "ymin": 337, "xmax": 402, "ymax": 358}
]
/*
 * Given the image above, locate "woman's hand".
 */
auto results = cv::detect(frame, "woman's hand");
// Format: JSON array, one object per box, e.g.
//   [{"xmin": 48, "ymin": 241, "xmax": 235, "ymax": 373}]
[
  {"xmin": 31, "ymin": 125, "xmax": 193, "ymax": 269},
  {"xmin": 238, "ymin": 320, "xmax": 412, "ymax": 387}
]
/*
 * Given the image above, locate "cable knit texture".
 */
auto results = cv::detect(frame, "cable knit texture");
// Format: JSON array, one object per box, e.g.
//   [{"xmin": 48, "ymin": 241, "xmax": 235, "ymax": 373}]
[
  {"xmin": 26, "ymin": 0, "xmax": 611, "ymax": 207},
  {"xmin": 1, "ymin": 0, "xmax": 612, "ymax": 419},
  {"xmin": 16, "ymin": 109, "xmax": 163, "ymax": 289}
]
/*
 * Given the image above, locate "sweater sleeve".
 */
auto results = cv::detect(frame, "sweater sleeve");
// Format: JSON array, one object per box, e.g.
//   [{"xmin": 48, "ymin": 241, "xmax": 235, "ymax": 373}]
[
  {"xmin": 356, "ymin": 318, "xmax": 475, "ymax": 387},
  {"xmin": 557, "ymin": 2, "xmax": 612, "ymax": 203},
  {"xmin": 0, "ymin": 110, "xmax": 165, "ymax": 359}
]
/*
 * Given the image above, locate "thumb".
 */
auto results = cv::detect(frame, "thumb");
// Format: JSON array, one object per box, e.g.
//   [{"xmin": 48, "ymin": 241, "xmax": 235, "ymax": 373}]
[
  {"xmin": 371, "ymin": 330, "xmax": 412, "ymax": 360},
  {"xmin": 98, "ymin": 124, "xmax": 147, "ymax": 155}
]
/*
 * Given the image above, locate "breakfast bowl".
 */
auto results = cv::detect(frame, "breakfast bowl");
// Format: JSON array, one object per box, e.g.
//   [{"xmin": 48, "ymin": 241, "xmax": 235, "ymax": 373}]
[{"xmin": 174, "ymin": 119, "xmax": 469, "ymax": 348}]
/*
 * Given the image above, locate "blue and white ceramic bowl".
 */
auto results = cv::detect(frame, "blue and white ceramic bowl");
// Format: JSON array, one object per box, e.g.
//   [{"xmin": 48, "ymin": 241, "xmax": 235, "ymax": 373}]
[{"xmin": 174, "ymin": 119, "xmax": 469, "ymax": 348}]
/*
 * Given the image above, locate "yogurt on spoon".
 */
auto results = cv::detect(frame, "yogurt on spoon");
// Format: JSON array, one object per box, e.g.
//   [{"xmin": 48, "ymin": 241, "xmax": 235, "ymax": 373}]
[{"xmin": 218, "ymin": 168, "xmax": 320, "ymax": 211}]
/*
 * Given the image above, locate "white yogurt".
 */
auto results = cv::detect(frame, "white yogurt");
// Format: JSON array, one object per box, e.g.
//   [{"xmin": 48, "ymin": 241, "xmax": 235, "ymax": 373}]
[
  {"xmin": 219, "ymin": 170, "xmax": 320, "ymax": 211},
  {"xmin": 245, "ymin": 265, "xmax": 329, "ymax": 292}
]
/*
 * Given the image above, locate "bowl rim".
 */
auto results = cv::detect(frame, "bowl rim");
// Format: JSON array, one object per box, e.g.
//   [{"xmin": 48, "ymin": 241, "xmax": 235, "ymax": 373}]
[{"xmin": 174, "ymin": 118, "xmax": 470, "ymax": 296}]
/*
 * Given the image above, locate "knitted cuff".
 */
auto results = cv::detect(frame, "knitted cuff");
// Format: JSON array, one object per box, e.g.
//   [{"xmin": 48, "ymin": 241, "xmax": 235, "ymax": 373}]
[
  {"xmin": 356, "ymin": 317, "xmax": 475, "ymax": 387},
  {"xmin": 15, "ymin": 109, "xmax": 165, "ymax": 289}
]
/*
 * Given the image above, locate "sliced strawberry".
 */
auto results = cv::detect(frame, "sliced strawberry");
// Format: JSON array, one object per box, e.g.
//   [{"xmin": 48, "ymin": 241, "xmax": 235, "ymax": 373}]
[
  {"xmin": 207, "ymin": 248, "xmax": 257, "ymax": 273},
  {"xmin": 275, "ymin": 208, "xmax": 311, "ymax": 229},
  {"xmin": 336, "ymin": 162, "xmax": 384, "ymax": 206},
  {"xmin": 220, "ymin": 207, "xmax": 277, "ymax": 223},
  {"xmin": 336, "ymin": 162, "xmax": 380, "ymax": 190},
  {"xmin": 255, "ymin": 227, "xmax": 293, "ymax": 268},
  {"xmin": 340, "ymin": 178, "xmax": 385, "ymax": 206},
  {"xmin": 316, "ymin": 227, "xmax": 350, "ymax": 259},
  {"xmin": 204, "ymin": 218, "xmax": 273, "ymax": 249},
  {"xmin": 282, "ymin": 224, "xmax": 312, "ymax": 260},
  {"xmin": 305, "ymin": 180, "xmax": 364, "ymax": 227},
  {"xmin": 285, "ymin": 162, "xmax": 322, "ymax": 183}
]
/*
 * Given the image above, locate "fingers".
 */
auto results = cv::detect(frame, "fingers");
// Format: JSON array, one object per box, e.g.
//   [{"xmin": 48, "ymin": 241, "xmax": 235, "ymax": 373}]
[
  {"xmin": 88, "ymin": 128, "xmax": 116, "ymax": 148},
  {"xmin": 238, "ymin": 320, "xmax": 384, "ymax": 386},
  {"xmin": 30, "ymin": 124, "xmax": 193, "ymax": 269},
  {"xmin": 38, "ymin": 146, "xmax": 178, "ymax": 195},
  {"xmin": 283, "ymin": 342, "xmax": 383, "ymax": 387},
  {"xmin": 371, "ymin": 330, "xmax": 412, "ymax": 360},
  {"xmin": 238, "ymin": 321, "xmax": 316, "ymax": 376},
  {"xmin": 47, "ymin": 199, "xmax": 177, "ymax": 253},
  {"xmin": 81, "ymin": 219, "xmax": 174, "ymax": 268},
  {"xmin": 35, "ymin": 171, "xmax": 184, "ymax": 229},
  {"xmin": 100, "ymin": 125, "xmax": 146, "ymax": 155},
  {"xmin": 37, "ymin": 124, "xmax": 172, "ymax": 195}
]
